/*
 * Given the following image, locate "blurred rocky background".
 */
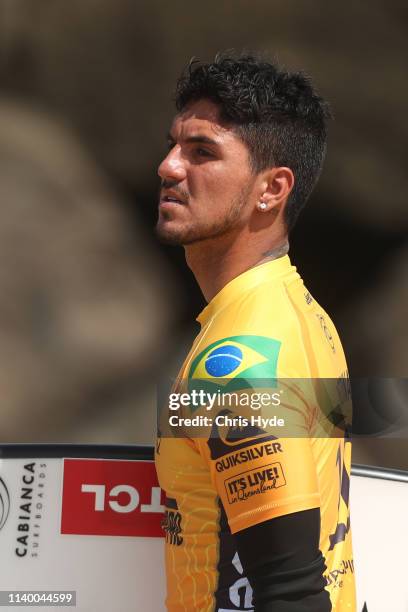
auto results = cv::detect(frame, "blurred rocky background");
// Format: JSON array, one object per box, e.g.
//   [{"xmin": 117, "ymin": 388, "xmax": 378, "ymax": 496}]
[{"xmin": 0, "ymin": 0, "xmax": 406, "ymax": 467}]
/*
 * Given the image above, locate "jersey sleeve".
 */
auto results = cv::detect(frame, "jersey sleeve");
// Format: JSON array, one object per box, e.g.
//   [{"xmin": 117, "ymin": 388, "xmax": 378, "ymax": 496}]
[{"xmin": 194, "ymin": 381, "xmax": 321, "ymax": 534}]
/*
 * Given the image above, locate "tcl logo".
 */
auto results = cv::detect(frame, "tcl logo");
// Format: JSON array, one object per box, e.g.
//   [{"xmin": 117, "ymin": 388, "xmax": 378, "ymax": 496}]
[
  {"xmin": 81, "ymin": 483, "xmax": 163, "ymax": 513},
  {"xmin": 61, "ymin": 459, "xmax": 165, "ymax": 537}
]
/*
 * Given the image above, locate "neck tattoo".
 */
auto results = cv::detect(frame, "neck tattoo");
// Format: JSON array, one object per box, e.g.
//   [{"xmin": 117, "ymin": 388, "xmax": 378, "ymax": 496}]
[{"xmin": 257, "ymin": 241, "xmax": 289, "ymax": 266}]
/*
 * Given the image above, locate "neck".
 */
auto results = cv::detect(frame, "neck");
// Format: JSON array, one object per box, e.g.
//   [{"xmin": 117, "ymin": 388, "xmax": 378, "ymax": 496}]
[{"xmin": 185, "ymin": 233, "xmax": 289, "ymax": 303}]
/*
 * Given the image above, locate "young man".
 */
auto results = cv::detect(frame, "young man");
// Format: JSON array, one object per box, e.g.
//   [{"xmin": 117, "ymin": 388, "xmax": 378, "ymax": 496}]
[{"xmin": 155, "ymin": 54, "xmax": 356, "ymax": 611}]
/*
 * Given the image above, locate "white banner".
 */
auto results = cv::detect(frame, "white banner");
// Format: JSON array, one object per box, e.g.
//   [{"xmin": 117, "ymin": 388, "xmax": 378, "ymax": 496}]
[{"xmin": 350, "ymin": 469, "xmax": 408, "ymax": 612}]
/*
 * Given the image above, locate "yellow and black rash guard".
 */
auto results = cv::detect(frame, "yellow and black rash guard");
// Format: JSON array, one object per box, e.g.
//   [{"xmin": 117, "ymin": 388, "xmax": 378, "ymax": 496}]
[{"xmin": 155, "ymin": 255, "xmax": 356, "ymax": 611}]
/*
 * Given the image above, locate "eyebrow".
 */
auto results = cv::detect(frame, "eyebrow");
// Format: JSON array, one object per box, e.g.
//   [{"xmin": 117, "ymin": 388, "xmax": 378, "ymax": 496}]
[{"xmin": 167, "ymin": 132, "xmax": 220, "ymax": 146}]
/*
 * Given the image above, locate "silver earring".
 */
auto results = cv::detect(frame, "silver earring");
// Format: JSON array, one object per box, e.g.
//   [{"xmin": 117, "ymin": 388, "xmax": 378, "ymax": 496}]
[{"xmin": 258, "ymin": 202, "xmax": 267, "ymax": 211}]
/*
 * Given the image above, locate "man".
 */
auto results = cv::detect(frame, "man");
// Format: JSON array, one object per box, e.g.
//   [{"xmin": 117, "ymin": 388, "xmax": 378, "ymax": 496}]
[{"xmin": 155, "ymin": 53, "xmax": 356, "ymax": 611}]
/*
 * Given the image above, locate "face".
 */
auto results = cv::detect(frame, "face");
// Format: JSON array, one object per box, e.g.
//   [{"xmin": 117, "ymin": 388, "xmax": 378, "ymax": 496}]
[{"xmin": 156, "ymin": 99, "xmax": 258, "ymax": 246}]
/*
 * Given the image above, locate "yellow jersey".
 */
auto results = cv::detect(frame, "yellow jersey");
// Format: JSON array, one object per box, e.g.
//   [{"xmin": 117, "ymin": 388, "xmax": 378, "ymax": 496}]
[{"xmin": 156, "ymin": 255, "xmax": 356, "ymax": 611}]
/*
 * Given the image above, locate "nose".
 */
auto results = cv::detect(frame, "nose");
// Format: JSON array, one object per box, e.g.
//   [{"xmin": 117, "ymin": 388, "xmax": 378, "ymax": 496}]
[{"xmin": 157, "ymin": 145, "xmax": 187, "ymax": 182}]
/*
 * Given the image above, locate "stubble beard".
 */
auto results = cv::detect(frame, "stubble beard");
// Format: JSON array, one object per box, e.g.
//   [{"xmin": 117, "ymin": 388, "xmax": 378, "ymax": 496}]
[{"xmin": 155, "ymin": 188, "xmax": 250, "ymax": 246}]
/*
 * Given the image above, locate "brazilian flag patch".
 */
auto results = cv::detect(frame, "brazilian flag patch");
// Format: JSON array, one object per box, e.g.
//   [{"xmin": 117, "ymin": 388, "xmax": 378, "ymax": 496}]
[{"xmin": 187, "ymin": 335, "xmax": 281, "ymax": 395}]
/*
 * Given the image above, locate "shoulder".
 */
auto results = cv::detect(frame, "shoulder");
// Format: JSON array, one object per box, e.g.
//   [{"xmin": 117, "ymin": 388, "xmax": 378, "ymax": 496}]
[
  {"xmin": 192, "ymin": 287, "xmax": 346, "ymax": 381},
  {"xmin": 189, "ymin": 279, "xmax": 311, "ymax": 382}
]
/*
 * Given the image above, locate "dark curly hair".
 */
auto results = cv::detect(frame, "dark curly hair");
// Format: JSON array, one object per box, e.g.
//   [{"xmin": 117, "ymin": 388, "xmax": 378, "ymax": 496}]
[{"xmin": 175, "ymin": 53, "xmax": 332, "ymax": 232}]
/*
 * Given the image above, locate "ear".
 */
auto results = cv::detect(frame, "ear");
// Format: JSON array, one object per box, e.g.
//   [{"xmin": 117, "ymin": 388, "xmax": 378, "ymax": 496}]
[{"xmin": 258, "ymin": 167, "xmax": 294, "ymax": 212}]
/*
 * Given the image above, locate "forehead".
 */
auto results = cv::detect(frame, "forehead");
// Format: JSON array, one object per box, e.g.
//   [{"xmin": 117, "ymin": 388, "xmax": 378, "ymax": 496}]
[{"xmin": 169, "ymin": 98, "xmax": 238, "ymax": 143}]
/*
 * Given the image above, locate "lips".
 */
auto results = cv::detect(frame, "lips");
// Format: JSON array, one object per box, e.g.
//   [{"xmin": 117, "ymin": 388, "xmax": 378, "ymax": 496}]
[{"xmin": 160, "ymin": 190, "xmax": 186, "ymax": 205}]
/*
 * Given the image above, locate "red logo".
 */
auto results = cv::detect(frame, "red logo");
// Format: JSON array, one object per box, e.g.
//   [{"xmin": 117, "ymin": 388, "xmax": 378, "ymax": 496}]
[{"xmin": 61, "ymin": 459, "xmax": 165, "ymax": 537}]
